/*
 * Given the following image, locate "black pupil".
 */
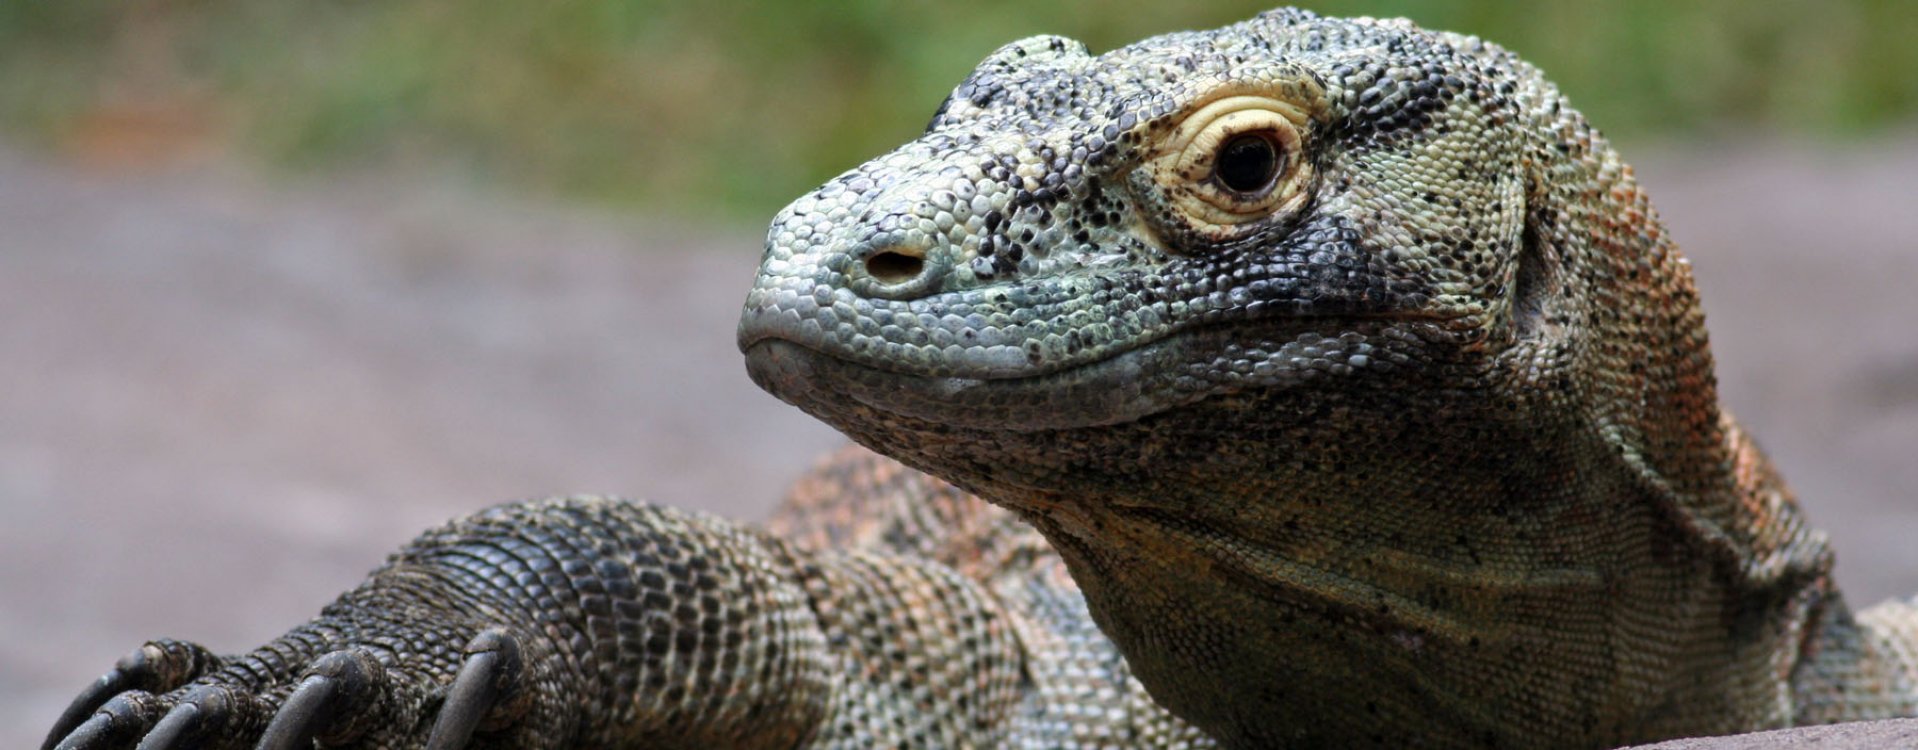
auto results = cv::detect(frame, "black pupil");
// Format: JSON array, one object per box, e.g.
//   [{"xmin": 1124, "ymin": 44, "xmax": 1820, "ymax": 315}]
[{"xmin": 1215, "ymin": 134, "xmax": 1278, "ymax": 194}]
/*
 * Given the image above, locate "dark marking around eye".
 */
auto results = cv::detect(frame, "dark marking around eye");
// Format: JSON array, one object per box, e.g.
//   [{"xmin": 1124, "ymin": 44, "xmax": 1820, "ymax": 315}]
[{"xmin": 1215, "ymin": 134, "xmax": 1280, "ymax": 194}]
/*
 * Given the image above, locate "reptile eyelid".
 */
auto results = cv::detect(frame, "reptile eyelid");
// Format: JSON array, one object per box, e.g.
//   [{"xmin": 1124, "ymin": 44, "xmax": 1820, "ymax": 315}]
[{"xmin": 1139, "ymin": 93, "xmax": 1315, "ymax": 237}]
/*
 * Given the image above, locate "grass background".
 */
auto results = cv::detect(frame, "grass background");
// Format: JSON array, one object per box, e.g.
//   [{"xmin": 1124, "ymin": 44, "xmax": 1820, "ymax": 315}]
[{"xmin": 3, "ymin": 0, "xmax": 1913, "ymax": 220}]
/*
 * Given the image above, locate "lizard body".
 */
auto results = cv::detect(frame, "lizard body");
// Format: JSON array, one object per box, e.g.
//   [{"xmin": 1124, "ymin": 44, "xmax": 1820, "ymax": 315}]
[{"xmin": 43, "ymin": 8, "xmax": 1918, "ymax": 749}]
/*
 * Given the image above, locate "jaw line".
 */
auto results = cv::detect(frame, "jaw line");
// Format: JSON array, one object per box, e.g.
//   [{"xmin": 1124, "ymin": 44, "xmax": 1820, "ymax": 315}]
[
  {"xmin": 742, "ymin": 316, "xmax": 1408, "ymax": 433},
  {"xmin": 743, "ymin": 335, "xmax": 1198, "ymax": 432}
]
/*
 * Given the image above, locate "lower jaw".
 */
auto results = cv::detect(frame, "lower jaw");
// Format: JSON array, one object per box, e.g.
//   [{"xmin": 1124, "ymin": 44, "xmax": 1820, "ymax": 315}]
[
  {"xmin": 740, "ymin": 310, "xmax": 1411, "ymax": 434},
  {"xmin": 741, "ymin": 334, "xmax": 1220, "ymax": 433}
]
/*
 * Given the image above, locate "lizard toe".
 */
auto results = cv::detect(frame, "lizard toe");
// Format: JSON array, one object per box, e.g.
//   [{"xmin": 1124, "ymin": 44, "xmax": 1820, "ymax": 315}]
[
  {"xmin": 255, "ymin": 648, "xmax": 387, "ymax": 750},
  {"xmin": 130, "ymin": 685, "xmax": 255, "ymax": 750},
  {"xmin": 52, "ymin": 691, "xmax": 170, "ymax": 750},
  {"xmin": 426, "ymin": 628, "xmax": 527, "ymax": 750}
]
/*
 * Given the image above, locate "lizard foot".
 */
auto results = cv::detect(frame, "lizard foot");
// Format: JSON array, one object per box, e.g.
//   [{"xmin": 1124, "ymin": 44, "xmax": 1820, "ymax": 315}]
[{"xmin": 44, "ymin": 629, "xmax": 530, "ymax": 750}]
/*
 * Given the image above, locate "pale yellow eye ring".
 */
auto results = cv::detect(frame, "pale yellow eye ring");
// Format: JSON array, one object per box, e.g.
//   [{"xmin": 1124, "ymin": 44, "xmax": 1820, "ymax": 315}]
[{"xmin": 1150, "ymin": 95, "xmax": 1313, "ymax": 231}]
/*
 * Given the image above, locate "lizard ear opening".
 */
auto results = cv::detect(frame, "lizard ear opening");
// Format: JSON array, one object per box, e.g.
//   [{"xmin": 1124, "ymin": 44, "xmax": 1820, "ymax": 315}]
[{"xmin": 1510, "ymin": 214, "xmax": 1556, "ymax": 338}]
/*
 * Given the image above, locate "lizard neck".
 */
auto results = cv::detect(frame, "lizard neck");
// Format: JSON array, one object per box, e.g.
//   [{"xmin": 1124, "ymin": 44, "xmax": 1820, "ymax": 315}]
[{"xmin": 953, "ymin": 385, "xmax": 1832, "ymax": 748}]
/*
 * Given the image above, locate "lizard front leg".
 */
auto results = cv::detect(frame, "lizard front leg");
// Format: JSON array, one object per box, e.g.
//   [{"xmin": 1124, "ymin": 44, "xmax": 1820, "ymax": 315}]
[{"xmin": 44, "ymin": 496, "xmax": 1024, "ymax": 749}]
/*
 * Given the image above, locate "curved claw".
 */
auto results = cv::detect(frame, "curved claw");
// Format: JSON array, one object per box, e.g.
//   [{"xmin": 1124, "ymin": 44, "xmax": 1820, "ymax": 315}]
[
  {"xmin": 50, "ymin": 713, "xmax": 119, "ymax": 750},
  {"xmin": 426, "ymin": 628, "xmax": 525, "ymax": 750},
  {"xmin": 253, "ymin": 675, "xmax": 337, "ymax": 750},
  {"xmin": 43, "ymin": 669, "xmax": 134, "ymax": 750},
  {"xmin": 131, "ymin": 703, "xmax": 198, "ymax": 750},
  {"xmin": 254, "ymin": 649, "xmax": 382, "ymax": 750},
  {"xmin": 52, "ymin": 691, "xmax": 166, "ymax": 750},
  {"xmin": 43, "ymin": 641, "xmax": 217, "ymax": 750},
  {"xmin": 133, "ymin": 686, "xmax": 234, "ymax": 750}
]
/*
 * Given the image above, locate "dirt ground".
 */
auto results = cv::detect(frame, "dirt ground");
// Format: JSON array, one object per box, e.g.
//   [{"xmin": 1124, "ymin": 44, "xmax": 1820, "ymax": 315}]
[{"xmin": 3, "ymin": 137, "xmax": 1914, "ymax": 748}]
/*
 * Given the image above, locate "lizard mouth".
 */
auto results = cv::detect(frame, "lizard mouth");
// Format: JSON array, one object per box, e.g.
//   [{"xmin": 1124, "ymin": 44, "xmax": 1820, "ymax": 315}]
[
  {"xmin": 744, "ymin": 335, "xmax": 1190, "ymax": 432},
  {"xmin": 742, "ymin": 315, "xmax": 1405, "ymax": 432}
]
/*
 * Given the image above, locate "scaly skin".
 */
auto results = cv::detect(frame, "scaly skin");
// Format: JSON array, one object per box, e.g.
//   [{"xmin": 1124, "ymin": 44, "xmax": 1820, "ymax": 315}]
[{"xmin": 43, "ymin": 8, "xmax": 1918, "ymax": 750}]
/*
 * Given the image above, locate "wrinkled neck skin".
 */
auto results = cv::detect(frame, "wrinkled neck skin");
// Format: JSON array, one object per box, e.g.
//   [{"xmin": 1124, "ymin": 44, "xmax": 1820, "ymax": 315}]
[{"xmin": 759, "ymin": 335, "xmax": 1826, "ymax": 748}]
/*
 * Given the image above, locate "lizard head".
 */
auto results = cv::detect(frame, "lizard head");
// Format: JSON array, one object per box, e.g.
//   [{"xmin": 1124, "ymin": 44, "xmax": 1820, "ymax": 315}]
[
  {"xmin": 741, "ymin": 8, "xmax": 1791, "ymax": 747},
  {"xmin": 741, "ymin": 10, "xmax": 1546, "ymax": 436}
]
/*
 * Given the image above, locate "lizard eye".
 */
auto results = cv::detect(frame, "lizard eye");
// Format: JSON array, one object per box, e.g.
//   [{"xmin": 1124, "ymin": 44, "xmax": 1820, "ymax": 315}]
[{"xmin": 1144, "ymin": 94, "xmax": 1314, "ymax": 234}]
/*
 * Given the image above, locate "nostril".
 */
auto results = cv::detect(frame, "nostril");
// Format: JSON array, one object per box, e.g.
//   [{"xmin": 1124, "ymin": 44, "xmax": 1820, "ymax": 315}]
[
  {"xmin": 852, "ymin": 244, "xmax": 946, "ymax": 300},
  {"xmin": 864, "ymin": 248, "xmax": 926, "ymax": 285}
]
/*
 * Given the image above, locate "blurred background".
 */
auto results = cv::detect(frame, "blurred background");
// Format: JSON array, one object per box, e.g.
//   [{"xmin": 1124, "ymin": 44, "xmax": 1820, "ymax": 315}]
[
  {"xmin": 5, "ymin": 0, "xmax": 1914, "ymax": 216},
  {"xmin": 3, "ymin": 1, "xmax": 1915, "ymax": 746}
]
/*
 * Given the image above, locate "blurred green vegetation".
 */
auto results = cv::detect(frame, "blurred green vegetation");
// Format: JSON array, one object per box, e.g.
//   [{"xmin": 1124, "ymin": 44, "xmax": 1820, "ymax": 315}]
[{"xmin": 2, "ymin": 0, "xmax": 1913, "ymax": 220}]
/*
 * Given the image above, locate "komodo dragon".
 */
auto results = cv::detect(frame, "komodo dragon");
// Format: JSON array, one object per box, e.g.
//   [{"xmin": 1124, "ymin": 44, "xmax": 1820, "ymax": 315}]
[{"xmin": 42, "ymin": 8, "xmax": 1918, "ymax": 750}]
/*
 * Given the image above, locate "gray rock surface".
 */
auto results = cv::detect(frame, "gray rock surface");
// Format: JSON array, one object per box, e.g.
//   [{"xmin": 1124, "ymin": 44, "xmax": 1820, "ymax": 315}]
[
  {"xmin": 2, "ymin": 137, "xmax": 1914, "ymax": 749},
  {"xmin": 1628, "ymin": 719, "xmax": 1918, "ymax": 749}
]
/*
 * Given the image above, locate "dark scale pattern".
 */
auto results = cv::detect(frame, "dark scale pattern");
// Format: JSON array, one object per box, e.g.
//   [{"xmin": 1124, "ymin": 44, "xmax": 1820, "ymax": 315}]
[{"xmin": 43, "ymin": 8, "xmax": 1918, "ymax": 750}]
